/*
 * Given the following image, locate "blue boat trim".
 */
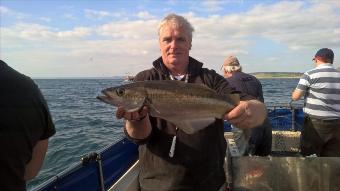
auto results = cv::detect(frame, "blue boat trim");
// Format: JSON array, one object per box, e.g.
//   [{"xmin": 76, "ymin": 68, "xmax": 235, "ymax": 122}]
[{"xmin": 34, "ymin": 138, "xmax": 138, "ymax": 191}]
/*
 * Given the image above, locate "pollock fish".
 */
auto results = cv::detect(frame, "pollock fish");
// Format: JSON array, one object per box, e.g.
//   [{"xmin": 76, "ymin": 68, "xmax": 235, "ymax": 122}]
[{"xmin": 97, "ymin": 80, "xmax": 240, "ymax": 134}]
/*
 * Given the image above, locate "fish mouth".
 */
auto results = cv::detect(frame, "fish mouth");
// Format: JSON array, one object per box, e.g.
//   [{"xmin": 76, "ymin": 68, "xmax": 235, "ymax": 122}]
[
  {"xmin": 96, "ymin": 94, "xmax": 116, "ymax": 106},
  {"xmin": 97, "ymin": 90, "xmax": 147, "ymax": 112},
  {"xmin": 96, "ymin": 89, "xmax": 117, "ymax": 106}
]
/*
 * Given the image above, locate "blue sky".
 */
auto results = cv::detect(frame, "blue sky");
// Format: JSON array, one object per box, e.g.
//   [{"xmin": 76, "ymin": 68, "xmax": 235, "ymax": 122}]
[{"xmin": 1, "ymin": 0, "xmax": 339, "ymax": 78}]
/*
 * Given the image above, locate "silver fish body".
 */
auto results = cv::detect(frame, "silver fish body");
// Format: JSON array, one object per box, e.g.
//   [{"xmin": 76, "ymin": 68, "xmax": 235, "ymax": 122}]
[{"xmin": 97, "ymin": 80, "xmax": 239, "ymax": 134}]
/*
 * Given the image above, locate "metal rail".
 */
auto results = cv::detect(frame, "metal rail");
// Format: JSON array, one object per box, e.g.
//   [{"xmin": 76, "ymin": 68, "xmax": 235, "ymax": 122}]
[{"xmin": 81, "ymin": 153, "xmax": 105, "ymax": 191}]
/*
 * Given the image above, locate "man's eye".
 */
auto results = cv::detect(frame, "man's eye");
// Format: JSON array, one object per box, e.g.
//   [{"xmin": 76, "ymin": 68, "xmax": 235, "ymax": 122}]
[{"xmin": 163, "ymin": 39, "xmax": 171, "ymax": 43}]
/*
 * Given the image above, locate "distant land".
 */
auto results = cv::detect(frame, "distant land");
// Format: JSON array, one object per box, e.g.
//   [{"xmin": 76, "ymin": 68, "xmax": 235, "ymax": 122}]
[
  {"xmin": 252, "ymin": 67, "xmax": 340, "ymax": 78},
  {"xmin": 250, "ymin": 72, "xmax": 303, "ymax": 78}
]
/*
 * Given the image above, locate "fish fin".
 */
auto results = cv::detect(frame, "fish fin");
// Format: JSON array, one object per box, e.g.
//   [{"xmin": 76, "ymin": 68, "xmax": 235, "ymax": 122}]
[
  {"xmin": 230, "ymin": 93, "xmax": 240, "ymax": 105},
  {"xmin": 144, "ymin": 97, "xmax": 162, "ymax": 116},
  {"xmin": 170, "ymin": 118, "xmax": 216, "ymax": 134},
  {"xmin": 220, "ymin": 93, "xmax": 240, "ymax": 106},
  {"xmin": 149, "ymin": 104, "xmax": 161, "ymax": 116}
]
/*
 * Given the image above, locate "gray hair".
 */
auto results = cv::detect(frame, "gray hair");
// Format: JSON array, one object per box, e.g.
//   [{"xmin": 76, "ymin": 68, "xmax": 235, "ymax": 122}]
[
  {"xmin": 223, "ymin": 65, "xmax": 242, "ymax": 73},
  {"xmin": 158, "ymin": 13, "xmax": 194, "ymax": 42}
]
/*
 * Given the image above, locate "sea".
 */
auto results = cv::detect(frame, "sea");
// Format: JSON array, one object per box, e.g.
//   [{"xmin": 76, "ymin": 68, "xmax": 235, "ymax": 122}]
[{"xmin": 27, "ymin": 78, "xmax": 301, "ymax": 190}]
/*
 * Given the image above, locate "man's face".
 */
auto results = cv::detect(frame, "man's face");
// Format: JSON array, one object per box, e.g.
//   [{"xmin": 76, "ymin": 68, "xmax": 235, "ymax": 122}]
[{"xmin": 159, "ymin": 25, "xmax": 191, "ymax": 73}]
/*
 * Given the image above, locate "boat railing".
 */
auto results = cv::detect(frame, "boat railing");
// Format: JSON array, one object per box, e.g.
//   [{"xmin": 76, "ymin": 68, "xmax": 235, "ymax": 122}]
[
  {"xmin": 266, "ymin": 103, "xmax": 303, "ymax": 131},
  {"xmin": 224, "ymin": 102, "xmax": 304, "ymax": 132}
]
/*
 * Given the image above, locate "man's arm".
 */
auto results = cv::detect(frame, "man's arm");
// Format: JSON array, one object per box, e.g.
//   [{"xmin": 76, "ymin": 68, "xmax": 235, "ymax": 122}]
[
  {"xmin": 291, "ymin": 89, "xmax": 304, "ymax": 101},
  {"xmin": 224, "ymin": 99, "xmax": 266, "ymax": 129},
  {"xmin": 24, "ymin": 139, "xmax": 49, "ymax": 180},
  {"xmin": 125, "ymin": 116, "xmax": 152, "ymax": 140}
]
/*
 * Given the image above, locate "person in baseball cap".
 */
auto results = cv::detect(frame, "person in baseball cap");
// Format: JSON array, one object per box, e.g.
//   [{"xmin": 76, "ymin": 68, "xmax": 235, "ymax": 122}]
[
  {"xmin": 292, "ymin": 47, "xmax": 340, "ymax": 157},
  {"xmin": 313, "ymin": 48, "xmax": 334, "ymax": 63},
  {"xmin": 221, "ymin": 55, "xmax": 273, "ymax": 156},
  {"xmin": 221, "ymin": 55, "xmax": 242, "ymax": 74}
]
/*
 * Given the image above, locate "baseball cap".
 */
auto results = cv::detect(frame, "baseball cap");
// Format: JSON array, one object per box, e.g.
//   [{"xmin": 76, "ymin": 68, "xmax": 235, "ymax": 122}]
[
  {"xmin": 223, "ymin": 55, "xmax": 240, "ymax": 66},
  {"xmin": 313, "ymin": 48, "xmax": 334, "ymax": 63}
]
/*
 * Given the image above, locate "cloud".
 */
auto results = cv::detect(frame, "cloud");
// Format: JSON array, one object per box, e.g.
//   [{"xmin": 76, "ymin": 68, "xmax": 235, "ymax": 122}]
[
  {"xmin": 1, "ymin": 1, "xmax": 340, "ymax": 77},
  {"xmin": 84, "ymin": 8, "xmax": 129, "ymax": 21},
  {"xmin": 1, "ymin": 19, "xmax": 160, "ymax": 77},
  {"xmin": 0, "ymin": 5, "xmax": 28, "ymax": 19},
  {"xmin": 57, "ymin": 27, "xmax": 92, "ymax": 38},
  {"xmin": 12, "ymin": 23, "xmax": 55, "ymax": 40},
  {"xmin": 189, "ymin": 1, "xmax": 340, "ymax": 51},
  {"xmin": 0, "ymin": 6, "xmax": 9, "ymax": 14},
  {"xmin": 2, "ymin": 23, "xmax": 93, "ymax": 52},
  {"xmin": 96, "ymin": 20, "xmax": 158, "ymax": 39},
  {"xmin": 84, "ymin": 9, "xmax": 110, "ymax": 19},
  {"xmin": 192, "ymin": 0, "xmax": 238, "ymax": 13},
  {"xmin": 246, "ymin": 1, "xmax": 340, "ymax": 49},
  {"xmin": 63, "ymin": 13, "xmax": 77, "ymax": 20},
  {"xmin": 39, "ymin": 17, "xmax": 51, "ymax": 22},
  {"xmin": 200, "ymin": 0, "xmax": 229, "ymax": 12},
  {"xmin": 136, "ymin": 11, "xmax": 155, "ymax": 20}
]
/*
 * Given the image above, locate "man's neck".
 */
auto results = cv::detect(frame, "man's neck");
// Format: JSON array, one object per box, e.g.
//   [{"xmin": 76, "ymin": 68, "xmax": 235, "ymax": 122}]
[
  {"xmin": 316, "ymin": 61, "xmax": 331, "ymax": 67},
  {"xmin": 168, "ymin": 66, "xmax": 188, "ymax": 76},
  {"xmin": 170, "ymin": 72, "xmax": 186, "ymax": 76}
]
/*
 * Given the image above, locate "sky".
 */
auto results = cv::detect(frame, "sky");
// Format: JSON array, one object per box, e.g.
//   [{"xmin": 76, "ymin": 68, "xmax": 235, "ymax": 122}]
[{"xmin": 1, "ymin": 0, "xmax": 339, "ymax": 78}]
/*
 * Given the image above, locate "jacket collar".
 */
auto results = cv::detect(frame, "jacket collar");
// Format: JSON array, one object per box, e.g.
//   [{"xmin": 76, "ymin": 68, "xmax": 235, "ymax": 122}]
[
  {"xmin": 0, "ymin": 60, "xmax": 7, "ymax": 68},
  {"xmin": 152, "ymin": 56, "xmax": 203, "ymax": 77}
]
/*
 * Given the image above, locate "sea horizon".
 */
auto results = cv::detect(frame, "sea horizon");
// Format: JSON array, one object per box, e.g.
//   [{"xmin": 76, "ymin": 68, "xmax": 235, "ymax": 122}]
[{"xmin": 31, "ymin": 71, "xmax": 305, "ymax": 80}]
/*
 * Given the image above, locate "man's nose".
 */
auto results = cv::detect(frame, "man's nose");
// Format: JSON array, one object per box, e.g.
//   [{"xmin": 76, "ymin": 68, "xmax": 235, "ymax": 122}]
[{"xmin": 170, "ymin": 40, "xmax": 178, "ymax": 49}]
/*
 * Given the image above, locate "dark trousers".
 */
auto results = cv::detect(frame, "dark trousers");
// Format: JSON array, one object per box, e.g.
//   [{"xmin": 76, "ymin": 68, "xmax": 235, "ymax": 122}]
[
  {"xmin": 301, "ymin": 115, "xmax": 340, "ymax": 157},
  {"xmin": 248, "ymin": 117, "xmax": 272, "ymax": 156}
]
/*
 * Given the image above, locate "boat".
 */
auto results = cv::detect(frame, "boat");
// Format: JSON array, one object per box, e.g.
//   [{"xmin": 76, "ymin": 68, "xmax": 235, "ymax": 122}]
[
  {"xmin": 123, "ymin": 74, "xmax": 134, "ymax": 82},
  {"xmin": 32, "ymin": 105, "xmax": 340, "ymax": 191}
]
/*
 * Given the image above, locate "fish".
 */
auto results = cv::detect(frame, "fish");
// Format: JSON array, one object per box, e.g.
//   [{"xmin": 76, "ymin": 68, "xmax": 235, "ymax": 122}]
[{"xmin": 97, "ymin": 80, "xmax": 240, "ymax": 134}]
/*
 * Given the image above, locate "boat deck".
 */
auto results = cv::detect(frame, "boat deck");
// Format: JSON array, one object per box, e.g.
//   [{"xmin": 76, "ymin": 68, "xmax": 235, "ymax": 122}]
[
  {"xmin": 224, "ymin": 131, "xmax": 340, "ymax": 191},
  {"xmin": 109, "ymin": 130, "xmax": 305, "ymax": 191}
]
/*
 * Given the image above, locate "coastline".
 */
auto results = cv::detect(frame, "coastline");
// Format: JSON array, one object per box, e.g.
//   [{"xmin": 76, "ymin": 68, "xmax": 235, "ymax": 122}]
[
  {"xmin": 250, "ymin": 72, "xmax": 303, "ymax": 79},
  {"xmin": 254, "ymin": 76, "xmax": 301, "ymax": 79}
]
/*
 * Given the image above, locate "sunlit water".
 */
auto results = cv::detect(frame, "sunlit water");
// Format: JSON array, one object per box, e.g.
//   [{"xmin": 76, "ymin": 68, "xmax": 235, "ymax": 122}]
[{"xmin": 27, "ymin": 78, "xmax": 301, "ymax": 190}]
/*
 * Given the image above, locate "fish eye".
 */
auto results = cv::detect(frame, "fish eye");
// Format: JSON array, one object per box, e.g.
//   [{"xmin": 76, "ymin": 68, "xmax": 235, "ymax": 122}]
[{"xmin": 116, "ymin": 88, "xmax": 125, "ymax": 96}]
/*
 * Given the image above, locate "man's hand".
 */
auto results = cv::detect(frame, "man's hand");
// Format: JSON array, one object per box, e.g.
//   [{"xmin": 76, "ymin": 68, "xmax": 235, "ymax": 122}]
[
  {"xmin": 224, "ymin": 100, "xmax": 266, "ymax": 128},
  {"xmin": 116, "ymin": 106, "xmax": 151, "ymax": 140},
  {"xmin": 291, "ymin": 89, "xmax": 303, "ymax": 101},
  {"xmin": 116, "ymin": 106, "xmax": 149, "ymax": 121}
]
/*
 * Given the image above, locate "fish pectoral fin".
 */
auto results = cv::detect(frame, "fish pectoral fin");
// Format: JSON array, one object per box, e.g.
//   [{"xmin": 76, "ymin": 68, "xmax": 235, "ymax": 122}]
[
  {"xmin": 126, "ymin": 97, "xmax": 148, "ymax": 113},
  {"xmin": 172, "ymin": 118, "xmax": 216, "ymax": 134},
  {"xmin": 146, "ymin": 102, "xmax": 161, "ymax": 117}
]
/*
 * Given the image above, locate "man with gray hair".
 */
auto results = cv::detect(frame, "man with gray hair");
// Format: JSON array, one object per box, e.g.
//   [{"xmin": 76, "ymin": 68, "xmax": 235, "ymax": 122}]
[
  {"xmin": 222, "ymin": 55, "xmax": 272, "ymax": 156},
  {"xmin": 115, "ymin": 14, "xmax": 267, "ymax": 190}
]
